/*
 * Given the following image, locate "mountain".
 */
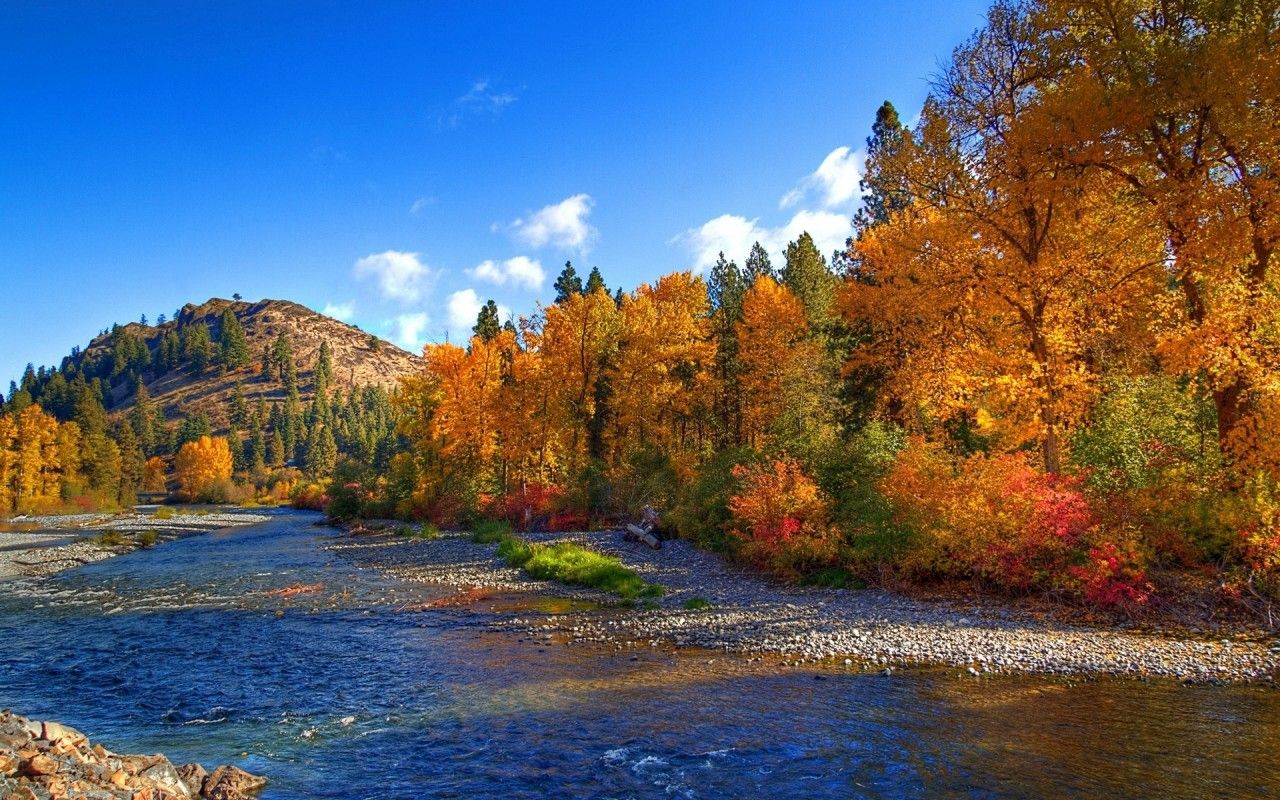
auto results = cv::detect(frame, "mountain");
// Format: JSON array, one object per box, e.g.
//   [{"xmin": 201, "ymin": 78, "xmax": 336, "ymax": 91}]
[{"xmin": 74, "ymin": 297, "xmax": 420, "ymax": 428}]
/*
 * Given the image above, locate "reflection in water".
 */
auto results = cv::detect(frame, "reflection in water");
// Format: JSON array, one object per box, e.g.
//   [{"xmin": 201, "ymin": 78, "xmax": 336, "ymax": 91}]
[{"xmin": 0, "ymin": 511, "xmax": 1276, "ymax": 799}]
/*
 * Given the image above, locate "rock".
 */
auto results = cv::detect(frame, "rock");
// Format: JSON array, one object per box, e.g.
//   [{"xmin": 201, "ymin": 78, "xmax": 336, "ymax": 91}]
[
  {"xmin": 0, "ymin": 752, "xmax": 18, "ymax": 776},
  {"xmin": 142, "ymin": 761, "xmax": 193, "ymax": 798},
  {"xmin": 176, "ymin": 763, "xmax": 208, "ymax": 795},
  {"xmin": 40, "ymin": 721, "xmax": 86, "ymax": 750},
  {"xmin": 23, "ymin": 753, "xmax": 60, "ymax": 776},
  {"xmin": 202, "ymin": 765, "xmax": 267, "ymax": 799}
]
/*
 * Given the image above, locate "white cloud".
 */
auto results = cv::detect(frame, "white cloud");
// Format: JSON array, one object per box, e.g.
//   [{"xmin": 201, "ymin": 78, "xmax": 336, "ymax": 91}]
[
  {"xmin": 445, "ymin": 289, "xmax": 511, "ymax": 337},
  {"xmin": 677, "ymin": 209, "xmax": 852, "ymax": 273},
  {"xmin": 322, "ymin": 301, "xmax": 355, "ymax": 322},
  {"xmin": 779, "ymin": 146, "xmax": 861, "ymax": 209},
  {"xmin": 387, "ymin": 312, "xmax": 430, "ymax": 353},
  {"xmin": 509, "ymin": 194, "xmax": 597, "ymax": 252},
  {"xmin": 467, "ymin": 255, "xmax": 545, "ymax": 290},
  {"xmin": 437, "ymin": 79, "xmax": 518, "ymax": 128},
  {"xmin": 353, "ymin": 250, "xmax": 432, "ymax": 303},
  {"xmin": 409, "ymin": 196, "xmax": 435, "ymax": 215}
]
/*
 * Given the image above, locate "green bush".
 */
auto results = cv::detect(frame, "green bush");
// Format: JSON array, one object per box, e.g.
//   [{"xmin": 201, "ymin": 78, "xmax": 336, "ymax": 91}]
[
  {"xmin": 608, "ymin": 446, "xmax": 680, "ymax": 517},
  {"xmin": 94, "ymin": 530, "xmax": 124, "ymax": 546},
  {"xmin": 152, "ymin": 506, "xmax": 175, "ymax": 520},
  {"xmin": 135, "ymin": 530, "xmax": 159, "ymax": 548},
  {"xmin": 472, "ymin": 519, "xmax": 513, "ymax": 544},
  {"xmin": 682, "ymin": 597, "xmax": 712, "ymax": 610},
  {"xmin": 669, "ymin": 447, "xmax": 757, "ymax": 552}
]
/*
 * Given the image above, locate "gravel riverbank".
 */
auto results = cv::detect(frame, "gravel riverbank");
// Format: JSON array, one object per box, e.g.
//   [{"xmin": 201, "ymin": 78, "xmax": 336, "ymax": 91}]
[
  {"xmin": 0, "ymin": 509, "xmax": 273, "ymax": 579},
  {"xmin": 327, "ymin": 525, "xmax": 1280, "ymax": 683}
]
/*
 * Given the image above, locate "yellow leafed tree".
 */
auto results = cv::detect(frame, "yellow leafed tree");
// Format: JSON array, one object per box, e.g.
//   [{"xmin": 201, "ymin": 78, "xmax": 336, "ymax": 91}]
[{"xmin": 174, "ymin": 435, "xmax": 233, "ymax": 501}]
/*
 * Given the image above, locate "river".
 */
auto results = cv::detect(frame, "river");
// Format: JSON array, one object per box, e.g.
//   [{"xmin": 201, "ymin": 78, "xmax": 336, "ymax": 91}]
[{"xmin": 0, "ymin": 510, "xmax": 1276, "ymax": 799}]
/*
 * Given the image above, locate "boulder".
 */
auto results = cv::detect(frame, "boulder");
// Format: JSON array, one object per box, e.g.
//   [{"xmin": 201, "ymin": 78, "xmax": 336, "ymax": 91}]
[
  {"xmin": 141, "ymin": 761, "xmax": 195, "ymax": 798},
  {"xmin": 175, "ymin": 763, "xmax": 207, "ymax": 796},
  {"xmin": 201, "ymin": 765, "xmax": 266, "ymax": 800}
]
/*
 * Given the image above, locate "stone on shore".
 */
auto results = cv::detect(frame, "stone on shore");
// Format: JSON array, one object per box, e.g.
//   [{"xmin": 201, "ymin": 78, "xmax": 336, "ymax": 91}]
[{"xmin": 0, "ymin": 710, "xmax": 265, "ymax": 800}]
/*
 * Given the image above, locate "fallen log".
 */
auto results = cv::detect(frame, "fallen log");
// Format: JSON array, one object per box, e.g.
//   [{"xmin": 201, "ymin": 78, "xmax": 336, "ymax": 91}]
[{"xmin": 624, "ymin": 523, "xmax": 661, "ymax": 550}]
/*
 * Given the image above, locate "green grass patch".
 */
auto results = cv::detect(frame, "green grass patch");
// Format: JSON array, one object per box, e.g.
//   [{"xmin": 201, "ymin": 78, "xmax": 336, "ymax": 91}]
[
  {"xmin": 496, "ymin": 535, "xmax": 533, "ymax": 565},
  {"xmin": 152, "ymin": 507, "xmax": 175, "ymax": 520},
  {"xmin": 489, "ymin": 534, "xmax": 662, "ymax": 600},
  {"xmin": 471, "ymin": 519, "xmax": 513, "ymax": 544},
  {"xmin": 135, "ymin": 530, "xmax": 159, "ymax": 548},
  {"xmin": 521, "ymin": 541, "xmax": 662, "ymax": 600},
  {"xmin": 682, "ymin": 597, "xmax": 712, "ymax": 610}
]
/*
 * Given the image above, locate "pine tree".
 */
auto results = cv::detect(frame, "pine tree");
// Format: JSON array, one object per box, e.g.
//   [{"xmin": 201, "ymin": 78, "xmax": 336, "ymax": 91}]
[
  {"xmin": 129, "ymin": 380, "xmax": 157, "ymax": 455},
  {"xmin": 585, "ymin": 266, "xmax": 606, "ymax": 294},
  {"xmin": 218, "ymin": 308, "xmax": 250, "ymax": 370},
  {"xmin": 708, "ymin": 252, "xmax": 746, "ymax": 320},
  {"xmin": 227, "ymin": 426, "xmax": 245, "ymax": 473},
  {"xmin": 182, "ymin": 323, "xmax": 214, "ymax": 372},
  {"xmin": 266, "ymin": 428, "xmax": 283, "ymax": 468},
  {"xmin": 473, "ymin": 300, "xmax": 501, "ymax": 342},
  {"xmin": 553, "ymin": 261, "xmax": 583, "ymax": 304},
  {"xmin": 116, "ymin": 423, "xmax": 145, "ymax": 504},
  {"xmin": 744, "ymin": 241, "xmax": 775, "ymax": 285},
  {"xmin": 853, "ymin": 100, "xmax": 910, "ymax": 235},
  {"xmin": 272, "ymin": 334, "xmax": 297, "ymax": 391},
  {"xmin": 228, "ymin": 382, "xmax": 248, "ymax": 430},
  {"xmin": 303, "ymin": 423, "xmax": 337, "ymax": 478},
  {"xmin": 782, "ymin": 232, "xmax": 836, "ymax": 326}
]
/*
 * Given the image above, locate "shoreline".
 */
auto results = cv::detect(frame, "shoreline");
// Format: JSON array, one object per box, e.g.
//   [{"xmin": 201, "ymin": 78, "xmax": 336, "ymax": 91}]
[
  {"xmin": 325, "ymin": 523, "xmax": 1280, "ymax": 684},
  {"xmin": 0, "ymin": 508, "xmax": 273, "ymax": 580}
]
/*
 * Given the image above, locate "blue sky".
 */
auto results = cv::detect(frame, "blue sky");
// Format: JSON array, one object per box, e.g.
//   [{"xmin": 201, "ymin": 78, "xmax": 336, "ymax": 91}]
[{"xmin": 0, "ymin": 1, "xmax": 990, "ymax": 385}]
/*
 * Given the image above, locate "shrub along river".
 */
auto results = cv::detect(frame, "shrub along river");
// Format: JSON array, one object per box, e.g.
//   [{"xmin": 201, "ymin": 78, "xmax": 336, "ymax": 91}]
[{"xmin": 0, "ymin": 510, "xmax": 1277, "ymax": 798}]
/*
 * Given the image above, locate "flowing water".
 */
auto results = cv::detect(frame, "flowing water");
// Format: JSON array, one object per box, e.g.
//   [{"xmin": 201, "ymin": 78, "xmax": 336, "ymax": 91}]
[{"xmin": 1, "ymin": 511, "xmax": 1277, "ymax": 799}]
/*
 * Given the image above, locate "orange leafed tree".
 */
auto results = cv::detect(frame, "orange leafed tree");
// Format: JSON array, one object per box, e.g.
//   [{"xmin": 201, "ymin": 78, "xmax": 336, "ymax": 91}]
[
  {"xmin": 174, "ymin": 435, "xmax": 233, "ymax": 501},
  {"xmin": 736, "ymin": 277, "xmax": 815, "ymax": 447},
  {"xmin": 609, "ymin": 272, "xmax": 714, "ymax": 459},
  {"xmin": 840, "ymin": 5, "xmax": 1162, "ymax": 471}
]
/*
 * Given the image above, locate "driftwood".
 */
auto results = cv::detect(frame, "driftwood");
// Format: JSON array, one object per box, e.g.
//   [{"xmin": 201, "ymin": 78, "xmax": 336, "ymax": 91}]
[{"xmin": 623, "ymin": 506, "xmax": 663, "ymax": 549}]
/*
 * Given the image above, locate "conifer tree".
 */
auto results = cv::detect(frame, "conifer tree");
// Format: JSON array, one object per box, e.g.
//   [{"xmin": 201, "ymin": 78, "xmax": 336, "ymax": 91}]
[
  {"xmin": 782, "ymin": 232, "xmax": 836, "ymax": 327},
  {"xmin": 473, "ymin": 300, "xmax": 501, "ymax": 342},
  {"xmin": 585, "ymin": 266, "xmax": 606, "ymax": 294},
  {"xmin": 743, "ymin": 241, "xmax": 775, "ymax": 285},
  {"xmin": 218, "ymin": 308, "xmax": 251, "ymax": 370},
  {"xmin": 553, "ymin": 261, "xmax": 583, "ymax": 304},
  {"xmin": 182, "ymin": 323, "xmax": 214, "ymax": 372}
]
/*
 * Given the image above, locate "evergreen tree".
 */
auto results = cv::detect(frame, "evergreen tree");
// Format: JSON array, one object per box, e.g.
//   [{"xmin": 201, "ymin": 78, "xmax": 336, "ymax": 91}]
[
  {"xmin": 260, "ymin": 345, "xmax": 272, "ymax": 380},
  {"xmin": 116, "ymin": 423, "xmax": 145, "ymax": 504},
  {"xmin": 585, "ymin": 266, "xmax": 606, "ymax": 294},
  {"xmin": 272, "ymin": 334, "xmax": 297, "ymax": 391},
  {"xmin": 157, "ymin": 313, "xmax": 167, "ymax": 325},
  {"xmin": 744, "ymin": 241, "xmax": 775, "ymax": 285},
  {"xmin": 218, "ymin": 308, "xmax": 251, "ymax": 370},
  {"xmin": 266, "ymin": 428, "xmax": 283, "ymax": 468},
  {"xmin": 140, "ymin": 314, "xmax": 148, "ymax": 326},
  {"xmin": 303, "ymin": 423, "xmax": 337, "ymax": 478},
  {"xmin": 129, "ymin": 380, "xmax": 157, "ymax": 455},
  {"xmin": 182, "ymin": 323, "xmax": 214, "ymax": 372},
  {"xmin": 782, "ymin": 232, "xmax": 836, "ymax": 326},
  {"xmin": 248, "ymin": 426, "xmax": 266, "ymax": 472},
  {"xmin": 853, "ymin": 100, "xmax": 910, "ymax": 235},
  {"xmin": 708, "ymin": 252, "xmax": 746, "ymax": 320},
  {"xmin": 473, "ymin": 300, "xmax": 501, "ymax": 342},
  {"xmin": 553, "ymin": 261, "xmax": 583, "ymax": 303},
  {"xmin": 227, "ymin": 426, "xmax": 246, "ymax": 473},
  {"xmin": 176, "ymin": 413, "xmax": 211, "ymax": 447},
  {"xmin": 228, "ymin": 382, "xmax": 248, "ymax": 430}
]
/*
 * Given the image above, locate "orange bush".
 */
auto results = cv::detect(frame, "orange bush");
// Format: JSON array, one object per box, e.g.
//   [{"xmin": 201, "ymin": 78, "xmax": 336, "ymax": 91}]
[
  {"xmin": 728, "ymin": 458, "xmax": 835, "ymax": 575},
  {"xmin": 881, "ymin": 440, "xmax": 1150, "ymax": 608}
]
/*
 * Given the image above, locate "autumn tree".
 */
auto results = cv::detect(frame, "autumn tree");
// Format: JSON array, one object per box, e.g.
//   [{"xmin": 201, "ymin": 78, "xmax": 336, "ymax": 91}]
[
  {"xmin": 736, "ymin": 278, "xmax": 818, "ymax": 447},
  {"xmin": 174, "ymin": 435, "xmax": 233, "ymax": 501},
  {"xmin": 841, "ymin": 3, "xmax": 1161, "ymax": 472},
  {"xmin": 1041, "ymin": 0, "xmax": 1280, "ymax": 476}
]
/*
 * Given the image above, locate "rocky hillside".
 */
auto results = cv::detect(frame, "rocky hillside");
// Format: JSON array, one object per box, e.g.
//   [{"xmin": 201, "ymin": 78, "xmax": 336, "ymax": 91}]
[{"xmin": 79, "ymin": 297, "xmax": 420, "ymax": 427}]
